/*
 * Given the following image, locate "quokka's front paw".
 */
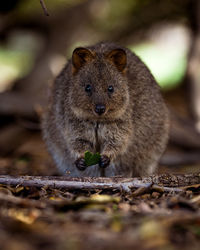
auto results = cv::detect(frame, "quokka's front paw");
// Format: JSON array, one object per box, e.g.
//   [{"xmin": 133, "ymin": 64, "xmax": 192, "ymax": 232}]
[
  {"xmin": 75, "ymin": 157, "xmax": 87, "ymax": 171},
  {"xmin": 99, "ymin": 155, "xmax": 110, "ymax": 168}
]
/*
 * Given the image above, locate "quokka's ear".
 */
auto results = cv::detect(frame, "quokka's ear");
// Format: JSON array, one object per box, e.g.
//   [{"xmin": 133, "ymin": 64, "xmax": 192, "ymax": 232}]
[
  {"xmin": 72, "ymin": 47, "xmax": 95, "ymax": 73},
  {"xmin": 105, "ymin": 48, "xmax": 127, "ymax": 72}
]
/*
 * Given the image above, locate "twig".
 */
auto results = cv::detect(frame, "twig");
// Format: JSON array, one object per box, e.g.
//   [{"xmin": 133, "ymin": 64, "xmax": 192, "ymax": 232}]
[
  {"xmin": 40, "ymin": 0, "xmax": 49, "ymax": 16},
  {"xmin": 0, "ymin": 175, "xmax": 186, "ymax": 193}
]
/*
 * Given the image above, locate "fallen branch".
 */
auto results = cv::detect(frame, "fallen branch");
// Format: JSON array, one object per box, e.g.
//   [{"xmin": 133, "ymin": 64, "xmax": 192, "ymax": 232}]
[{"xmin": 1, "ymin": 174, "xmax": 199, "ymax": 193}]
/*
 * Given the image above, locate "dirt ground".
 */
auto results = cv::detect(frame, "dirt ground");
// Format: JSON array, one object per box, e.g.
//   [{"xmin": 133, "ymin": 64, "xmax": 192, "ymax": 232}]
[{"xmin": 0, "ymin": 132, "xmax": 200, "ymax": 250}]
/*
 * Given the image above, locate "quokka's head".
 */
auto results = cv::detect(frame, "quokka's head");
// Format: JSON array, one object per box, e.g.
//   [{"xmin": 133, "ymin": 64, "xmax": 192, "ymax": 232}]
[{"xmin": 69, "ymin": 45, "xmax": 130, "ymax": 121}]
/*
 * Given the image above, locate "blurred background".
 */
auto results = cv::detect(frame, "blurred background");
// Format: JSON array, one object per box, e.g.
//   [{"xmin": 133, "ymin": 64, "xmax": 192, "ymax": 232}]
[{"xmin": 0, "ymin": 0, "xmax": 200, "ymax": 175}]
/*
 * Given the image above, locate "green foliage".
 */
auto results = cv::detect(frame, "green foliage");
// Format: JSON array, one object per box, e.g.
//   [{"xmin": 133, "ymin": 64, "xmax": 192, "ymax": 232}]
[
  {"xmin": 84, "ymin": 151, "xmax": 101, "ymax": 166},
  {"xmin": 130, "ymin": 42, "xmax": 187, "ymax": 90},
  {"xmin": 0, "ymin": 48, "xmax": 33, "ymax": 92}
]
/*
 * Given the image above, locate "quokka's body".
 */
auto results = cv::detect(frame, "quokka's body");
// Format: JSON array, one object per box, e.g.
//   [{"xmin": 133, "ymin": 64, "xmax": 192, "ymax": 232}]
[{"xmin": 42, "ymin": 42, "xmax": 169, "ymax": 177}]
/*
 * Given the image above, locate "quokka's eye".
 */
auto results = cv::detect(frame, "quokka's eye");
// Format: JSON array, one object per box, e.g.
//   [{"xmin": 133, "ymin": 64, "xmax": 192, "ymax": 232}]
[
  {"xmin": 108, "ymin": 85, "xmax": 114, "ymax": 93},
  {"xmin": 85, "ymin": 84, "xmax": 92, "ymax": 93}
]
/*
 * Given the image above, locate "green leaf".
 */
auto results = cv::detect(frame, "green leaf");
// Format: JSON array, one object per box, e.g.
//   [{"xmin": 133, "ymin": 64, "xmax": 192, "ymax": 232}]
[{"xmin": 84, "ymin": 151, "xmax": 101, "ymax": 166}]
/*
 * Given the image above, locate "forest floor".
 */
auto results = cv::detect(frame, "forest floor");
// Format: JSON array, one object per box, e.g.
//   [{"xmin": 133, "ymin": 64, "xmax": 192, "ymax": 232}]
[{"xmin": 0, "ymin": 132, "xmax": 200, "ymax": 250}]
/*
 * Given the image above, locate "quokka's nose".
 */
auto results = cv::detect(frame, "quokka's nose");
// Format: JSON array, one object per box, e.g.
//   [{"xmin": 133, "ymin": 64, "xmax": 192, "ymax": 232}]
[{"xmin": 95, "ymin": 104, "xmax": 106, "ymax": 115}]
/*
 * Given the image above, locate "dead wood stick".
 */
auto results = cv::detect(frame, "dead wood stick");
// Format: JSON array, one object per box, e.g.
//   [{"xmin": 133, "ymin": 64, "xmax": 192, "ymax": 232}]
[
  {"xmin": 1, "ymin": 174, "xmax": 198, "ymax": 193},
  {"xmin": 39, "ymin": 0, "xmax": 49, "ymax": 16}
]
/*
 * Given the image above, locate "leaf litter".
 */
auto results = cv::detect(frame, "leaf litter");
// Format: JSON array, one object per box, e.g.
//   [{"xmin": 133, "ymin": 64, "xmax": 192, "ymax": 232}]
[{"xmin": 0, "ymin": 134, "xmax": 200, "ymax": 249}]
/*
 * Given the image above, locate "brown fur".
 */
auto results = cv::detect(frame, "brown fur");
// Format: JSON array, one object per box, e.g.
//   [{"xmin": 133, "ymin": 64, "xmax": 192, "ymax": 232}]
[{"xmin": 42, "ymin": 42, "xmax": 169, "ymax": 177}]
